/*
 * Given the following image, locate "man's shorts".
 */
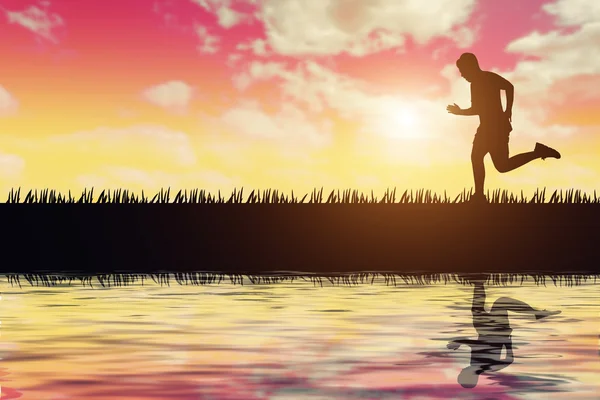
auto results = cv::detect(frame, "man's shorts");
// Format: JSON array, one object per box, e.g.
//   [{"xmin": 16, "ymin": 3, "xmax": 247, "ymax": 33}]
[{"xmin": 473, "ymin": 120, "xmax": 512, "ymax": 155}]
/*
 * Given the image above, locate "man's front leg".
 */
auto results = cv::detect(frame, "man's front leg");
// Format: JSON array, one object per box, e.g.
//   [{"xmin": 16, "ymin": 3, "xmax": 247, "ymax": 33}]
[{"xmin": 470, "ymin": 139, "xmax": 486, "ymax": 197}]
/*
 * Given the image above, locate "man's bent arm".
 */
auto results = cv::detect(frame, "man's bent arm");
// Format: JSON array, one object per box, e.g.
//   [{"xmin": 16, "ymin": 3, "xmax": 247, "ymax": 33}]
[
  {"xmin": 505, "ymin": 85, "xmax": 514, "ymax": 113},
  {"xmin": 504, "ymin": 341, "xmax": 514, "ymax": 363},
  {"xmin": 494, "ymin": 72, "xmax": 514, "ymax": 113},
  {"xmin": 486, "ymin": 342, "xmax": 514, "ymax": 372}
]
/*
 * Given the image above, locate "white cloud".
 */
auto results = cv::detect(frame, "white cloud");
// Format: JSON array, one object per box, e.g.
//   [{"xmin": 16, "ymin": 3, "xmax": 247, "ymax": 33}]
[
  {"xmin": 236, "ymin": 60, "xmax": 455, "ymax": 138},
  {"xmin": 216, "ymin": 5, "xmax": 244, "ymax": 28},
  {"xmin": 501, "ymin": 1, "xmax": 600, "ymax": 131},
  {"xmin": 0, "ymin": 86, "xmax": 18, "ymax": 115},
  {"xmin": 550, "ymin": 74, "xmax": 600, "ymax": 103},
  {"xmin": 232, "ymin": 72, "xmax": 252, "ymax": 91},
  {"xmin": 5, "ymin": 5, "xmax": 64, "ymax": 43},
  {"xmin": 191, "ymin": 0, "xmax": 248, "ymax": 28},
  {"xmin": 142, "ymin": 81, "xmax": 194, "ymax": 111},
  {"xmin": 453, "ymin": 25, "xmax": 477, "ymax": 48},
  {"xmin": 191, "ymin": 0, "xmax": 478, "ymax": 56},
  {"xmin": 50, "ymin": 125, "xmax": 197, "ymax": 167},
  {"xmin": 195, "ymin": 25, "xmax": 220, "ymax": 54},
  {"xmin": 255, "ymin": 0, "xmax": 477, "ymax": 56},
  {"xmin": 345, "ymin": 30, "xmax": 407, "ymax": 57},
  {"xmin": 542, "ymin": 0, "xmax": 600, "ymax": 26},
  {"xmin": 220, "ymin": 100, "xmax": 333, "ymax": 150},
  {"xmin": 505, "ymin": 0, "xmax": 600, "ymax": 85},
  {"xmin": 0, "ymin": 153, "xmax": 25, "ymax": 178},
  {"xmin": 237, "ymin": 38, "xmax": 269, "ymax": 56},
  {"xmin": 506, "ymin": 25, "xmax": 600, "ymax": 81},
  {"xmin": 233, "ymin": 61, "xmax": 290, "ymax": 92},
  {"xmin": 227, "ymin": 53, "xmax": 243, "ymax": 67}
]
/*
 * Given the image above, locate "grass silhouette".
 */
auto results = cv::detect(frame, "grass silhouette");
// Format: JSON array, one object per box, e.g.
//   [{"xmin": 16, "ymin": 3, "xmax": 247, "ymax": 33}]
[
  {"xmin": 4, "ymin": 187, "xmax": 600, "ymax": 204},
  {"xmin": 2, "ymin": 186, "xmax": 599, "ymax": 278}
]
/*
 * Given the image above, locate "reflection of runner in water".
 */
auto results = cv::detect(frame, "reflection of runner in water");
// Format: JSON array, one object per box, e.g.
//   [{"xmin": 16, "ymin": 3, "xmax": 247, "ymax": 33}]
[{"xmin": 447, "ymin": 280, "xmax": 561, "ymax": 388}]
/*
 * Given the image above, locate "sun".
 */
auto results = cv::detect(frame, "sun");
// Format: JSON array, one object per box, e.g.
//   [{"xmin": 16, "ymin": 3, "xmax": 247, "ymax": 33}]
[
  {"xmin": 386, "ymin": 106, "xmax": 422, "ymax": 139},
  {"xmin": 375, "ymin": 99, "xmax": 429, "ymax": 140},
  {"xmin": 393, "ymin": 109, "xmax": 419, "ymax": 130}
]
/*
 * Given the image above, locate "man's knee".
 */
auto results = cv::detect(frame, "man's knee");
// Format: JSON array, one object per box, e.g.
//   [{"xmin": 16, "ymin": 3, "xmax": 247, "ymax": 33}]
[
  {"xmin": 494, "ymin": 160, "xmax": 510, "ymax": 173},
  {"xmin": 490, "ymin": 154, "xmax": 510, "ymax": 173},
  {"xmin": 491, "ymin": 297, "xmax": 514, "ymax": 312},
  {"xmin": 494, "ymin": 297, "xmax": 513, "ymax": 305}
]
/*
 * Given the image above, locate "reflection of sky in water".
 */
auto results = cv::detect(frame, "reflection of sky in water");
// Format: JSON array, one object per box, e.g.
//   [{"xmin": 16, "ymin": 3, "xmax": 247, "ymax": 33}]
[{"xmin": 0, "ymin": 277, "xmax": 598, "ymax": 399}]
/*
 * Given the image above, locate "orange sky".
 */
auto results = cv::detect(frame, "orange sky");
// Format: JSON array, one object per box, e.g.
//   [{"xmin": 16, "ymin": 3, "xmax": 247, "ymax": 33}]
[{"xmin": 0, "ymin": 0, "xmax": 598, "ymax": 198}]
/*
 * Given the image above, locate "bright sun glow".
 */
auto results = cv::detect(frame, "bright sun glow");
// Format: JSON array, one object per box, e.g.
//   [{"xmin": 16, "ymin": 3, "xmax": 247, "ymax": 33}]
[
  {"xmin": 384, "ymin": 105, "xmax": 423, "ymax": 139},
  {"xmin": 394, "ymin": 109, "xmax": 419, "ymax": 130}
]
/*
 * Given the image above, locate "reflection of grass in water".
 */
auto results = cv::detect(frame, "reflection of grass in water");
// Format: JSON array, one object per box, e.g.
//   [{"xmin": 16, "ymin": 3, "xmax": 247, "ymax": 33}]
[
  {"xmin": 5, "ymin": 187, "xmax": 600, "ymax": 203},
  {"xmin": 4, "ymin": 272, "xmax": 598, "ymax": 289}
]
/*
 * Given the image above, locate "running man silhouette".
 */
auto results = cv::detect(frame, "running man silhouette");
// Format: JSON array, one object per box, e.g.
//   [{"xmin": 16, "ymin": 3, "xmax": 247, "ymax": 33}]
[
  {"xmin": 447, "ymin": 277, "xmax": 561, "ymax": 389},
  {"xmin": 447, "ymin": 53, "xmax": 561, "ymax": 203}
]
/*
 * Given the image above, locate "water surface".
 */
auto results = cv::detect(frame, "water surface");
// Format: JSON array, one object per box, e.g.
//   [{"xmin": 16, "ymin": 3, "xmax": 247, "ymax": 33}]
[{"xmin": 0, "ymin": 276, "xmax": 598, "ymax": 399}]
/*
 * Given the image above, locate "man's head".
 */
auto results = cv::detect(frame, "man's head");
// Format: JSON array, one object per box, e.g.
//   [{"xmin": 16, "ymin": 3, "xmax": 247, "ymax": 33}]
[
  {"xmin": 456, "ymin": 53, "xmax": 481, "ymax": 82},
  {"xmin": 457, "ymin": 365, "xmax": 482, "ymax": 388}
]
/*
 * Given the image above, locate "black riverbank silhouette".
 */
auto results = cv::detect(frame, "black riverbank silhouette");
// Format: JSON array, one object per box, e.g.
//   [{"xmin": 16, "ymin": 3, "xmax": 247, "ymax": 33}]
[{"xmin": 2, "ymin": 187, "xmax": 599, "ymax": 276}]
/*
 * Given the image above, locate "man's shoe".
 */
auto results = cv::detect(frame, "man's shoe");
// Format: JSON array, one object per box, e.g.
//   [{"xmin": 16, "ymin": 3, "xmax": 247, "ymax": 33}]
[
  {"xmin": 535, "ymin": 143, "xmax": 561, "ymax": 160},
  {"xmin": 468, "ymin": 193, "xmax": 488, "ymax": 204}
]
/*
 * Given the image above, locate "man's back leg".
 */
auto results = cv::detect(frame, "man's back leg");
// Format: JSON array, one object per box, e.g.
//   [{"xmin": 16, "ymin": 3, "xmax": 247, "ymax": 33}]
[
  {"xmin": 491, "ymin": 297, "xmax": 561, "ymax": 320},
  {"xmin": 490, "ymin": 139, "xmax": 560, "ymax": 173}
]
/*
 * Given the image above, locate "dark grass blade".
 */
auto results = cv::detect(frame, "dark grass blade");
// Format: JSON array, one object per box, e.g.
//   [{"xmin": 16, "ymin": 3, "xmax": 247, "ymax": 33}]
[{"xmin": 3, "ymin": 187, "xmax": 599, "ymax": 204}]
